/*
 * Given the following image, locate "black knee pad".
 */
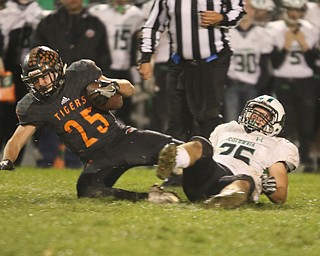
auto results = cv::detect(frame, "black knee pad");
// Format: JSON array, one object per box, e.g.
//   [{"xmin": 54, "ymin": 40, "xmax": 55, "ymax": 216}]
[
  {"xmin": 219, "ymin": 174, "xmax": 255, "ymax": 196},
  {"xmin": 77, "ymin": 173, "xmax": 114, "ymax": 198},
  {"xmin": 190, "ymin": 136, "xmax": 213, "ymax": 159},
  {"xmin": 77, "ymin": 172, "xmax": 96, "ymax": 198},
  {"xmin": 76, "ymin": 164, "xmax": 111, "ymax": 198}
]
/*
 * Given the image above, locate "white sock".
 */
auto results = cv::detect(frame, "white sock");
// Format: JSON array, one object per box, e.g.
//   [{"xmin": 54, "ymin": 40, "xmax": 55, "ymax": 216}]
[{"xmin": 176, "ymin": 147, "xmax": 190, "ymax": 168}]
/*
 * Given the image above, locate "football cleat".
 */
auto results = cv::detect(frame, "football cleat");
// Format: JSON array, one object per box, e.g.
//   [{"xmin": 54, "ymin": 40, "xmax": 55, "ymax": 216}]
[
  {"xmin": 157, "ymin": 143, "xmax": 177, "ymax": 180},
  {"xmin": 148, "ymin": 185, "xmax": 180, "ymax": 204},
  {"xmin": 204, "ymin": 189, "xmax": 248, "ymax": 209}
]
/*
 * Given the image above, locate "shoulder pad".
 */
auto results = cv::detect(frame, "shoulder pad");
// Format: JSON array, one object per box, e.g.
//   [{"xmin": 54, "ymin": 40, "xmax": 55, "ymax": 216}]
[
  {"xmin": 67, "ymin": 59, "xmax": 100, "ymax": 72},
  {"xmin": 16, "ymin": 94, "xmax": 37, "ymax": 122}
]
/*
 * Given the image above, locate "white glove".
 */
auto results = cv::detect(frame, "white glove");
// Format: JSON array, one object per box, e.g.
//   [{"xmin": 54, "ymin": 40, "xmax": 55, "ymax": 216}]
[{"xmin": 95, "ymin": 80, "xmax": 120, "ymax": 98}]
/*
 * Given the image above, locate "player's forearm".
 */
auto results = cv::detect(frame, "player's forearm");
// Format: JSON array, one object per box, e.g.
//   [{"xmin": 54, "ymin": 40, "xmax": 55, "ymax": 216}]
[
  {"xmin": 267, "ymin": 187, "xmax": 287, "ymax": 204},
  {"xmin": 2, "ymin": 138, "xmax": 23, "ymax": 162},
  {"xmin": 109, "ymin": 79, "xmax": 135, "ymax": 97}
]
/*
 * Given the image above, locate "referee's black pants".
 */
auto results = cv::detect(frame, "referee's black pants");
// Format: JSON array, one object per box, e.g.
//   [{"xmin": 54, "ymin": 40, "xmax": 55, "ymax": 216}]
[{"xmin": 166, "ymin": 50, "xmax": 231, "ymax": 140}]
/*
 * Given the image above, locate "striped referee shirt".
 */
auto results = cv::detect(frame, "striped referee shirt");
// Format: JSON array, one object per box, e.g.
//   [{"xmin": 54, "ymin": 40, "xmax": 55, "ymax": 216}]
[{"xmin": 140, "ymin": 0, "xmax": 245, "ymax": 62}]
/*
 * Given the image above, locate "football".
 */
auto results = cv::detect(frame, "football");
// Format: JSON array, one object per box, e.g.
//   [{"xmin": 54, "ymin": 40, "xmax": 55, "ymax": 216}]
[{"xmin": 86, "ymin": 81, "xmax": 123, "ymax": 111}]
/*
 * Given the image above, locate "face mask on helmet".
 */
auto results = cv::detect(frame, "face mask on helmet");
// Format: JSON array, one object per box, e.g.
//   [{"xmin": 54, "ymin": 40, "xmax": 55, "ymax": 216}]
[
  {"xmin": 21, "ymin": 46, "xmax": 66, "ymax": 101},
  {"xmin": 238, "ymin": 95, "xmax": 286, "ymax": 136}
]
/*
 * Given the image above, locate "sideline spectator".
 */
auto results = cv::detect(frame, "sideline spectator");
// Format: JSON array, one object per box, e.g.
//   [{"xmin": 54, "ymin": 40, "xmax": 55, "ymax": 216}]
[{"xmin": 0, "ymin": 0, "xmax": 43, "ymax": 165}]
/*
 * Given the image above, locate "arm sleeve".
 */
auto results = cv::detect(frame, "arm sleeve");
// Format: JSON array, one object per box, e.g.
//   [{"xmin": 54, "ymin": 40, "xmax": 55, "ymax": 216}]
[
  {"xmin": 256, "ymin": 54, "xmax": 272, "ymax": 94},
  {"xmin": 140, "ymin": 0, "xmax": 167, "ymax": 63},
  {"xmin": 305, "ymin": 47, "xmax": 318, "ymax": 71},
  {"xmin": 218, "ymin": 0, "xmax": 246, "ymax": 28},
  {"xmin": 270, "ymin": 47, "xmax": 287, "ymax": 69}
]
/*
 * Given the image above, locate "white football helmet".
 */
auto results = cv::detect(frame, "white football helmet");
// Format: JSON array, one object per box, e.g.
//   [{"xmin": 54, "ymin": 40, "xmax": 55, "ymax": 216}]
[
  {"xmin": 282, "ymin": 0, "xmax": 307, "ymax": 9},
  {"xmin": 251, "ymin": 0, "xmax": 275, "ymax": 11},
  {"xmin": 238, "ymin": 95, "xmax": 286, "ymax": 136}
]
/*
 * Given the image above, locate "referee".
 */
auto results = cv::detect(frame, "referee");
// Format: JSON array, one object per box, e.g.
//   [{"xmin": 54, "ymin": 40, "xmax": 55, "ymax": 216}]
[{"xmin": 139, "ymin": 0, "xmax": 245, "ymax": 140}]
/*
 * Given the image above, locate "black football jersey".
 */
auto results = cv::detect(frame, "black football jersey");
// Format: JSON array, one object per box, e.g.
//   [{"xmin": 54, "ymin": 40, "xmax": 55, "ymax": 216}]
[{"xmin": 17, "ymin": 60, "xmax": 124, "ymax": 159}]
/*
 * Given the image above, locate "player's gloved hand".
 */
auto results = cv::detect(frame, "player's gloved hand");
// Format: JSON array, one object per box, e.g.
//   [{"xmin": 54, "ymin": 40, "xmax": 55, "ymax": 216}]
[
  {"xmin": 261, "ymin": 174, "xmax": 276, "ymax": 195},
  {"xmin": 95, "ymin": 80, "xmax": 120, "ymax": 98},
  {"xmin": 0, "ymin": 159, "xmax": 15, "ymax": 171}
]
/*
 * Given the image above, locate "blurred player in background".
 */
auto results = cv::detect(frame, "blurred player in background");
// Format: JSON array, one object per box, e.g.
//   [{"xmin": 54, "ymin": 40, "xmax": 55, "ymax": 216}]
[
  {"xmin": 267, "ymin": 0, "xmax": 319, "ymax": 172},
  {"xmin": 223, "ymin": 0, "xmax": 274, "ymax": 122},
  {"xmin": 0, "ymin": 0, "xmax": 44, "ymax": 165},
  {"xmin": 304, "ymin": 0, "xmax": 320, "ymax": 170},
  {"xmin": 251, "ymin": 0, "xmax": 276, "ymax": 26},
  {"xmin": 90, "ymin": 0, "xmax": 144, "ymax": 125}
]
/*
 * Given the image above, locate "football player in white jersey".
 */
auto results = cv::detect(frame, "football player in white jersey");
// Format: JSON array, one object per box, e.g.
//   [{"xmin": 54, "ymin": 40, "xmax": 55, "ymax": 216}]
[
  {"xmin": 89, "ymin": 0, "xmax": 144, "ymax": 124},
  {"xmin": 250, "ymin": 0, "xmax": 276, "ymax": 27},
  {"xmin": 156, "ymin": 95, "xmax": 300, "ymax": 208},
  {"xmin": 304, "ymin": 0, "xmax": 320, "ymax": 167},
  {"xmin": 266, "ymin": 0, "xmax": 319, "ymax": 172},
  {"xmin": 303, "ymin": 0, "xmax": 320, "ymax": 28},
  {"xmin": 224, "ymin": 0, "xmax": 274, "ymax": 122}
]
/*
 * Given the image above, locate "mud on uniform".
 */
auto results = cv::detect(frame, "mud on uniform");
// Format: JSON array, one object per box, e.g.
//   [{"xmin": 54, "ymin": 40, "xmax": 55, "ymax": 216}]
[{"xmin": 16, "ymin": 60, "xmax": 181, "ymax": 199}]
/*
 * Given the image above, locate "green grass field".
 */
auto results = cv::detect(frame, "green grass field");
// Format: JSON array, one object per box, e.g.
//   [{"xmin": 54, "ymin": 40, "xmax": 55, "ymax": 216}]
[{"xmin": 0, "ymin": 167, "xmax": 319, "ymax": 256}]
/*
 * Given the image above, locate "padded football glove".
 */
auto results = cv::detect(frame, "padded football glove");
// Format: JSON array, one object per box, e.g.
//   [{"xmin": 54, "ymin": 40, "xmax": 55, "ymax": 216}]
[
  {"xmin": 0, "ymin": 159, "xmax": 15, "ymax": 171},
  {"xmin": 261, "ymin": 174, "xmax": 276, "ymax": 195},
  {"xmin": 95, "ymin": 80, "xmax": 120, "ymax": 98}
]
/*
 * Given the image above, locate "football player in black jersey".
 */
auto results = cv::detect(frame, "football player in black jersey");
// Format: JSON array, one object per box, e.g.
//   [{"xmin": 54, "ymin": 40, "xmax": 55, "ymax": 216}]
[{"xmin": 0, "ymin": 46, "xmax": 182, "ymax": 203}]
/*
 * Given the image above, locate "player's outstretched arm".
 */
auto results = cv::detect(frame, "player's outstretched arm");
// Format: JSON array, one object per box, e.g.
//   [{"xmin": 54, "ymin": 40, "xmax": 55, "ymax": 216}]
[{"xmin": 0, "ymin": 125, "xmax": 36, "ymax": 170}]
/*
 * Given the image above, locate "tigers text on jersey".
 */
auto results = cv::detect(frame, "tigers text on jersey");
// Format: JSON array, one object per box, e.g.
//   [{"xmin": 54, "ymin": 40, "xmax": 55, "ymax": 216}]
[
  {"xmin": 209, "ymin": 121, "xmax": 299, "ymax": 200},
  {"xmin": 90, "ymin": 4, "xmax": 144, "ymax": 70},
  {"xmin": 16, "ymin": 60, "xmax": 124, "ymax": 161},
  {"xmin": 266, "ymin": 19, "xmax": 319, "ymax": 78},
  {"xmin": 228, "ymin": 25, "xmax": 273, "ymax": 85},
  {"xmin": 140, "ymin": 0, "xmax": 245, "ymax": 61}
]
